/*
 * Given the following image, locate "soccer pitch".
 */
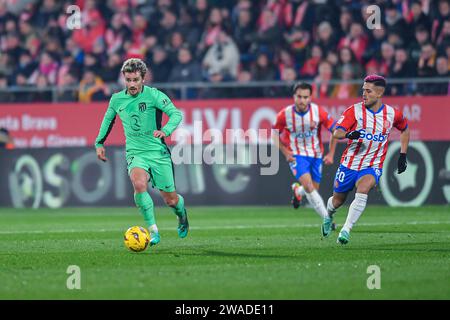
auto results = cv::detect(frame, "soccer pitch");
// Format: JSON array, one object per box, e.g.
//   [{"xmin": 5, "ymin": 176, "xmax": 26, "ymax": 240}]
[{"xmin": 0, "ymin": 206, "xmax": 449, "ymax": 300}]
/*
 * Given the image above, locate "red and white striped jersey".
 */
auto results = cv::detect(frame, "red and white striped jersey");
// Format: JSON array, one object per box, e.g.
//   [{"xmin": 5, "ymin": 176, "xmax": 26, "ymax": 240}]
[
  {"xmin": 336, "ymin": 102, "xmax": 408, "ymax": 170},
  {"xmin": 273, "ymin": 103, "xmax": 335, "ymax": 158}
]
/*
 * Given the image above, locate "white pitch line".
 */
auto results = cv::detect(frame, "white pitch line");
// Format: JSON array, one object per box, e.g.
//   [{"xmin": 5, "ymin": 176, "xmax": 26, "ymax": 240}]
[{"xmin": 0, "ymin": 220, "xmax": 449, "ymax": 235}]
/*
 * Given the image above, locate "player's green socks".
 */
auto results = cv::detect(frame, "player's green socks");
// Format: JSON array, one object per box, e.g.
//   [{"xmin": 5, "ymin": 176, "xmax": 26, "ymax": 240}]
[
  {"xmin": 134, "ymin": 192, "xmax": 155, "ymax": 226},
  {"xmin": 172, "ymin": 194, "xmax": 185, "ymax": 218}
]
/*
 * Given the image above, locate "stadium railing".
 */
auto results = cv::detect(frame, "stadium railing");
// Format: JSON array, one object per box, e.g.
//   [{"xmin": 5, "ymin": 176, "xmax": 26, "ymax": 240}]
[{"xmin": 0, "ymin": 77, "xmax": 448, "ymax": 102}]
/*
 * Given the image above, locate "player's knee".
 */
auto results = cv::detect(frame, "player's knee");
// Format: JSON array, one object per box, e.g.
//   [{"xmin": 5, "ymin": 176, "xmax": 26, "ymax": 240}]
[
  {"xmin": 132, "ymin": 180, "xmax": 147, "ymax": 193},
  {"xmin": 356, "ymin": 186, "xmax": 371, "ymax": 194},
  {"xmin": 332, "ymin": 196, "xmax": 344, "ymax": 208},
  {"xmin": 164, "ymin": 197, "xmax": 177, "ymax": 207},
  {"xmin": 304, "ymin": 183, "xmax": 315, "ymax": 193}
]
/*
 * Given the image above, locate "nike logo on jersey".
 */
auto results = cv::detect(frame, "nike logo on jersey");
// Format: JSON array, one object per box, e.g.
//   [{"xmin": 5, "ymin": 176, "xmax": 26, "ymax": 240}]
[{"xmin": 119, "ymin": 107, "xmax": 125, "ymax": 112}]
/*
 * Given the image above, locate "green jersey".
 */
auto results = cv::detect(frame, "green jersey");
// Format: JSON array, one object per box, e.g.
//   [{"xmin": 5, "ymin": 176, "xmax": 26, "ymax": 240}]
[{"xmin": 95, "ymin": 86, "xmax": 182, "ymax": 154}]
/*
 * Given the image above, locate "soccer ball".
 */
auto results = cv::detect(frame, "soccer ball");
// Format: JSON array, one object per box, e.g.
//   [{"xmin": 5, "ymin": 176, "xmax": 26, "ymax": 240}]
[{"xmin": 124, "ymin": 226, "xmax": 150, "ymax": 252}]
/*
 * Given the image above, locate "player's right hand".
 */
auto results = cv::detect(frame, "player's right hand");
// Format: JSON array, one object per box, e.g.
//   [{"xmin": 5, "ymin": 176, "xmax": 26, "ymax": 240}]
[
  {"xmin": 345, "ymin": 130, "xmax": 361, "ymax": 140},
  {"xmin": 397, "ymin": 153, "xmax": 407, "ymax": 174},
  {"xmin": 96, "ymin": 147, "xmax": 108, "ymax": 162},
  {"xmin": 284, "ymin": 150, "xmax": 294, "ymax": 162}
]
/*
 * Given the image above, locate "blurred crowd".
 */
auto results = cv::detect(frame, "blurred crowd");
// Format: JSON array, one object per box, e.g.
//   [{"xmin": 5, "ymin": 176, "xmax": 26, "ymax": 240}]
[{"xmin": 0, "ymin": 0, "xmax": 449, "ymax": 102}]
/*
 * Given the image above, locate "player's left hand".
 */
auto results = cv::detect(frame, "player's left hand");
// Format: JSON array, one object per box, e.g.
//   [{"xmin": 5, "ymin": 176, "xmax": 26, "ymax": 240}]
[
  {"xmin": 323, "ymin": 153, "xmax": 334, "ymax": 165},
  {"xmin": 397, "ymin": 153, "xmax": 407, "ymax": 174},
  {"xmin": 153, "ymin": 130, "xmax": 167, "ymax": 139}
]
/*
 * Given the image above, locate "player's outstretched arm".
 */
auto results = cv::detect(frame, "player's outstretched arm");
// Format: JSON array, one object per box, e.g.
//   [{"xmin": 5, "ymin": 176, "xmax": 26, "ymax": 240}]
[
  {"xmin": 272, "ymin": 131, "xmax": 294, "ymax": 162},
  {"xmin": 397, "ymin": 127, "xmax": 410, "ymax": 174},
  {"xmin": 333, "ymin": 128, "xmax": 360, "ymax": 140},
  {"xmin": 323, "ymin": 135, "xmax": 337, "ymax": 165},
  {"xmin": 96, "ymin": 146, "xmax": 108, "ymax": 162},
  {"xmin": 94, "ymin": 98, "xmax": 117, "ymax": 162}
]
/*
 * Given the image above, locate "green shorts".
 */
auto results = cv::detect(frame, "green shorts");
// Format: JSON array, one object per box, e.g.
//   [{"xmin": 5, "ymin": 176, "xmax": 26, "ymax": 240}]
[{"xmin": 126, "ymin": 149, "xmax": 175, "ymax": 192}]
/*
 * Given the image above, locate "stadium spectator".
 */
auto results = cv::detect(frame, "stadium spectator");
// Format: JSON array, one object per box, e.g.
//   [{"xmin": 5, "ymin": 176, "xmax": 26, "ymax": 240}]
[
  {"xmin": 378, "ymin": 42, "xmax": 396, "ymax": 77},
  {"xmin": 232, "ymin": 68, "xmax": 260, "ymax": 98},
  {"xmin": 337, "ymin": 22, "xmax": 368, "ymax": 63},
  {"xmin": 410, "ymin": 25, "xmax": 432, "ymax": 62},
  {"xmin": 4, "ymin": 33, "xmax": 27, "ymax": 66},
  {"xmin": 337, "ymin": 47, "xmax": 363, "ymax": 79},
  {"xmin": 167, "ymin": 31, "xmax": 187, "ymax": 64},
  {"xmin": 406, "ymin": 0, "xmax": 432, "ymax": 34},
  {"xmin": 0, "ymin": 0, "xmax": 448, "ymax": 101},
  {"xmin": 429, "ymin": 56, "xmax": 450, "ymax": 95},
  {"xmin": 418, "ymin": 42, "xmax": 437, "ymax": 77},
  {"xmin": 432, "ymin": 0, "xmax": 450, "ymax": 43},
  {"xmin": 149, "ymin": 46, "xmax": 172, "ymax": 83},
  {"xmin": 191, "ymin": 0, "xmax": 210, "ymax": 30},
  {"xmin": 331, "ymin": 64, "xmax": 359, "ymax": 99},
  {"xmin": 72, "ymin": 9, "xmax": 106, "ymax": 54},
  {"xmin": 283, "ymin": 0, "xmax": 315, "ymax": 32},
  {"xmin": 30, "ymin": 74, "xmax": 52, "ymax": 102},
  {"xmin": 338, "ymin": 7, "xmax": 353, "ymax": 40},
  {"xmin": 16, "ymin": 51, "xmax": 38, "ymax": 78},
  {"xmin": 417, "ymin": 42, "xmax": 438, "ymax": 95},
  {"xmin": 168, "ymin": 46, "xmax": 203, "ymax": 83},
  {"xmin": 13, "ymin": 72, "xmax": 31, "ymax": 102},
  {"xmin": 325, "ymin": 51, "xmax": 339, "ymax": 71},
  {"xmin": 312, "ymin": 60, "xmax": 334, "ymax": 98},
  {"xmin": 57, "ymin": 51, "xmax": 77, "ymax": 86},
  {"xmin": 253, "ymin": 8, "xmax": 281, "ymax": 53},
  {"xmin": 436, "ymin": 20, "xmax": 450, "ymax": 46},
  {"xmin": 105, "ymin": 13, "xmax": 132, "ymax": 55},
  {"xmin": 232, "ymin": 8, "xmax": 255, "ymax": 66},
  {"xmin": 57, "ymin": 72, "xmax": 78, "ymax": 102},
  {"xmin": 283, "ymin": 27, "xmax": 310, "ymax": 63},
  {"xmin": 78, "ymin": 69, "xmax": 110, "ymax": 103},
  {"xmin": 364, "ymin": 24, "xmax": 387, "ymax": 64},
  {"xmin": 18, "ymin": 19, "xmax": 39, "ymax": 54},
  {"xmin": 250, "ymin": 51, "xmax": 277, "ymax": 97},
  {"xmin": 385, "ymin": 2, "xmax": 408, "ymax": 38},
  {"xmin": 197, "ymin": 7, "xmax": 225, "ymax": 55},
  {"xmin": 251, "ymin": 51, "xmax": 277, "ymax": 82},
  {"xmin": 300, "ymin": 45, "xmax": 323, "ymax": 79},
  {"xmin": 0, "ymin": 127, "xmax": 14, "ymax": 149},
  {"xmin": 29, "ymin": 51, "xmax": 59, "ymax": 86},
  {"xmin": 33, "ymin": 0, "xmax": 60, "ymax": 29},
  {"xmin": 315, "ymin": 21, "xmax": 336, "ymax": 58},
  {"xmin": 0, "ymin": 73, "xmax": 13, "ymax": 102},
  {"xmin": 391, "ymin": 48, "xmax": 416, "ymax": 95},
  {"xmin": 276, "ymin": 48, "xmax": 296, "ymax": 79},
  {"xmin": 100, "ymin": 53, "xmax": 122, "ymax": 84},
  {"xmin": 202, "ymin": 31, "xmax": 240, "ymax": 80},
  {"xmin": 273, "ymin": 66, "xmax": 298, "ymax": 97}
]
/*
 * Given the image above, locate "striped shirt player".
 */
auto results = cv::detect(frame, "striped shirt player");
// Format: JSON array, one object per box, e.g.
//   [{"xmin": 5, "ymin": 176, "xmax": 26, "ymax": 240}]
[
  {"xmin": 272, "ymin": 82, "xmax": 337, "ymax": 231},
  {"xmin": 334, "ymin": 101, "xmax": 408, "ymax": 185},
  {"xmin": 324, "ymin": 75, "xmax": 410, "ymax": 245},
  {"xmin": 274, "ymin": 102, "xmax": 336, "ymax": 183}
]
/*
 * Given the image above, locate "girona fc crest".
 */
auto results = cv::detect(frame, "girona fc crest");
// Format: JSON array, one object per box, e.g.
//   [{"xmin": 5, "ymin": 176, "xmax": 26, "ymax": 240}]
[
  {"xmin": 383, "ymin": 120, "xmax": 391, "ymax": 129},
  {"xmin": 310, "ymin": 120, "xmax": 317, "ymax": 128}
]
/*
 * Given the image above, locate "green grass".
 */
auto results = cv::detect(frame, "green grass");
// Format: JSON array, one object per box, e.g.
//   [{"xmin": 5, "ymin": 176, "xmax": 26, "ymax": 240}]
[{"xmin": 0, "ymin": 206, "xmax": 449, "ymax": 300}]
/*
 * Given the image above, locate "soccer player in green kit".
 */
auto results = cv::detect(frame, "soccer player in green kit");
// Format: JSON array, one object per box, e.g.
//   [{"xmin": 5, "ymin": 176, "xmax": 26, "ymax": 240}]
[{"xmin": 95, "ymin": 58, "xmax": 188, "ymax": 246}]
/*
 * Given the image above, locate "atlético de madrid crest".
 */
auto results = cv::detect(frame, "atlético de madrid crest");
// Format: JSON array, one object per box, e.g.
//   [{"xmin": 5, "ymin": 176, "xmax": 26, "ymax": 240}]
[{"xmin": 139, "ymin": 102, "xmax": 146, "ymax": 112}]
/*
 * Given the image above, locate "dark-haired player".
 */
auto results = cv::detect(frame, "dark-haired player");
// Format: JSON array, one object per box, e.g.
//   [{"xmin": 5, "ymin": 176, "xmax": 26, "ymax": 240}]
[
  {"xmin": 273, "ymin": 82, "xmax": 337, "ymax": 231},
  {"xmin": 325, "ymin": 75, "xmax": 410, "ymax": 244}
]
